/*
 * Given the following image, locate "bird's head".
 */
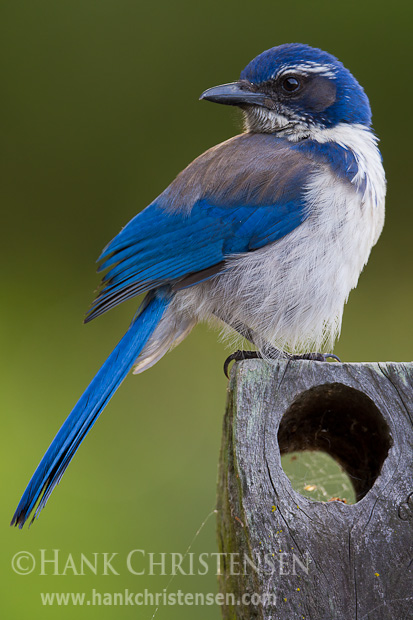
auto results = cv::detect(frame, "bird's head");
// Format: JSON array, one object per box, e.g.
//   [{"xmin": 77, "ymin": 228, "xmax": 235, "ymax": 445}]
[{"xmin": 200, "ymin": 43, "xmax": 371, "ymax": 139}]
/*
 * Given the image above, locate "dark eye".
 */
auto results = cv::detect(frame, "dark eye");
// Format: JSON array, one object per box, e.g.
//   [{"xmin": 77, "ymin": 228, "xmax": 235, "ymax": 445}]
[{"xmin": 281, "ymin": 76, "xmax": 301, "ymax": 93}]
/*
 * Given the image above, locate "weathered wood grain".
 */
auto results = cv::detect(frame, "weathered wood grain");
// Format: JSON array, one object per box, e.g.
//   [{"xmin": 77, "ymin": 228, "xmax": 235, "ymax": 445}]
[{"xmin": 217, "ymin": 360, "xmax": 413, "ymax": 620}]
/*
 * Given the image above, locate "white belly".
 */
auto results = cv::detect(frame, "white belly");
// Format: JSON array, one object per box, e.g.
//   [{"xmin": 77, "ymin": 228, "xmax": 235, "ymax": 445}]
[{"xmin": 175, "ymin": 169, "xmax": 385, "ymax": 354}]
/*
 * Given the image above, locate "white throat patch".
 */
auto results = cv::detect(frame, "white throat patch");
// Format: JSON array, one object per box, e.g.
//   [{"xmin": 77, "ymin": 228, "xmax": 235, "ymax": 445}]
[{"xmin": 309, "ymin": 123, "xmax": 386, "ymax": 215}]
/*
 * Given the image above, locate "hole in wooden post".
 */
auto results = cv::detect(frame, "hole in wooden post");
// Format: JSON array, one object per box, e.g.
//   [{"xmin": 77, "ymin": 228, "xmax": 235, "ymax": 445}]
[{"xmin": 277, "ymin": 383, "xmax": 392, "ymax": 503}]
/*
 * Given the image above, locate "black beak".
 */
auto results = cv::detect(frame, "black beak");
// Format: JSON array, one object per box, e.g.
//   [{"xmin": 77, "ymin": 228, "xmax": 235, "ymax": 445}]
[{"xmin": 199, "ymin": 81, "xmax": 268, "ymax": 107}]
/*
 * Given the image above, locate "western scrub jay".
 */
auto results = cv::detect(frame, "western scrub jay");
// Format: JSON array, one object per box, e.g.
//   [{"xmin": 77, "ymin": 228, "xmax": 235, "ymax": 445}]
[{"xmin": 12, "ymin": 43, "xmax": 386, "ymax": 527}]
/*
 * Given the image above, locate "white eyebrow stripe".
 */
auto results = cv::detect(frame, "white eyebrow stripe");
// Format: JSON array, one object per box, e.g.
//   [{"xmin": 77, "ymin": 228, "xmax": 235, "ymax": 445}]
[{"xmin": 275, "ymin": 62, "xmax": 337, "ymax": 79}]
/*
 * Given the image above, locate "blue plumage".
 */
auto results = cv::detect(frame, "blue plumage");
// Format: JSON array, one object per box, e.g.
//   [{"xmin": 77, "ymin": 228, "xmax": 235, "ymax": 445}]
[
  {"xmin": 12, "ymin": 43, "xmax": 385, "ymax": 528},
  {"xmin": 88, "ymin": 200, "xmax": 308, "ymax": 320},
  {"xmin": 86, "ymin": 134, "xmax": 315, "ymax": 321},
  {"xmin": 89, "ymin": 134, "xmax": 360, "ymax": 322},
  {"xmin": 240, "ymin": 43, "xmax": 372, "ymax": 127}
]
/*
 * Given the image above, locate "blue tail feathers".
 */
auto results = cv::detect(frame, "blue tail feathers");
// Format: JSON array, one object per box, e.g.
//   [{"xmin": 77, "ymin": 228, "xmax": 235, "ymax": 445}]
[{"xmin": 11, "ymin": 290, "xmax": 171, "ymax": 528}]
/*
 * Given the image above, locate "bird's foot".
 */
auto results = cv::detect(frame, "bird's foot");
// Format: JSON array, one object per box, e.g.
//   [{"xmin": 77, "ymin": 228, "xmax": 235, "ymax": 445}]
[
  {"xmin": 223, "ymin": 349, "xmax": 341, "ymax": 378},
  {"xmin": 290, "ymin": 352, "xmax": 341, "ymax": 363},
  {"xmin": 224, "ymin": 350, "xmax": 263, "ymax": 378}
]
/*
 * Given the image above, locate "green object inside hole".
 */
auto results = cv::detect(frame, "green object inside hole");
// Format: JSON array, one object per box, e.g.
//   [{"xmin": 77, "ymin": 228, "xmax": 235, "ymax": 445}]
[{"xmin": 281, "ymin": 451, "xmax": 357, "ymax": 504}]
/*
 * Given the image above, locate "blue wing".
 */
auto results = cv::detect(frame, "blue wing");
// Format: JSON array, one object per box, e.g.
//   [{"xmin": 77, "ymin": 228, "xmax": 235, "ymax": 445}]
[
  {"xmin": 85, "ymin": 133, "xmax": 339, "ymax": 322},
  {"xmin": 86, "ymin": 200, "xmax": 307, "ymax": 321}
]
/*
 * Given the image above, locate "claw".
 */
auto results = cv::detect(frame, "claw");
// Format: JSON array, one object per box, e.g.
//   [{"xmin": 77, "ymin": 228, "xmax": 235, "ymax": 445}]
[
  {"xmin": 322, "ymin": 353, "xmax": 341, "ymax": 362},
  {"xmin": 223, "ymin": 350, "xmax": 263, "ymax": 378}
]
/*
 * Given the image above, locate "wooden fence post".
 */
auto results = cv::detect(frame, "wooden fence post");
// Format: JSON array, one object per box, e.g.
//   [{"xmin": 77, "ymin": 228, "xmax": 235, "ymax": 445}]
[{"xmin": 217, "ymin": 359, "xmax": 413, "ymax": 620}]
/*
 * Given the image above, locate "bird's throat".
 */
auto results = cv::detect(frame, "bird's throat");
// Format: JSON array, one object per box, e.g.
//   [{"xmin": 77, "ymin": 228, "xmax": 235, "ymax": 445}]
[{"xmin": 243, "ymin": 106, "xmax": 311, "ymax": 140}]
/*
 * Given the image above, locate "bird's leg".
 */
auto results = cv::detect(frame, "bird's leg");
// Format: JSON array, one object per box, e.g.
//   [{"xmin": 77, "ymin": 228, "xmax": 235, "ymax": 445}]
[
  {"xmin": 212, "ymin": 312, "xmax": 289, "ymax": 377},
  {"xmin": 213, "ymin": 312, "xmax": 341, "ymax": 378}
]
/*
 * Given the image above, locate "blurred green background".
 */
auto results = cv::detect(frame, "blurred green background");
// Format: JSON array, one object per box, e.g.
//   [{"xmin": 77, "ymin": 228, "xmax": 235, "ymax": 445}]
[{"xmin": 1, "ymin": 1, "xmax": 412, "ymax": 618}]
